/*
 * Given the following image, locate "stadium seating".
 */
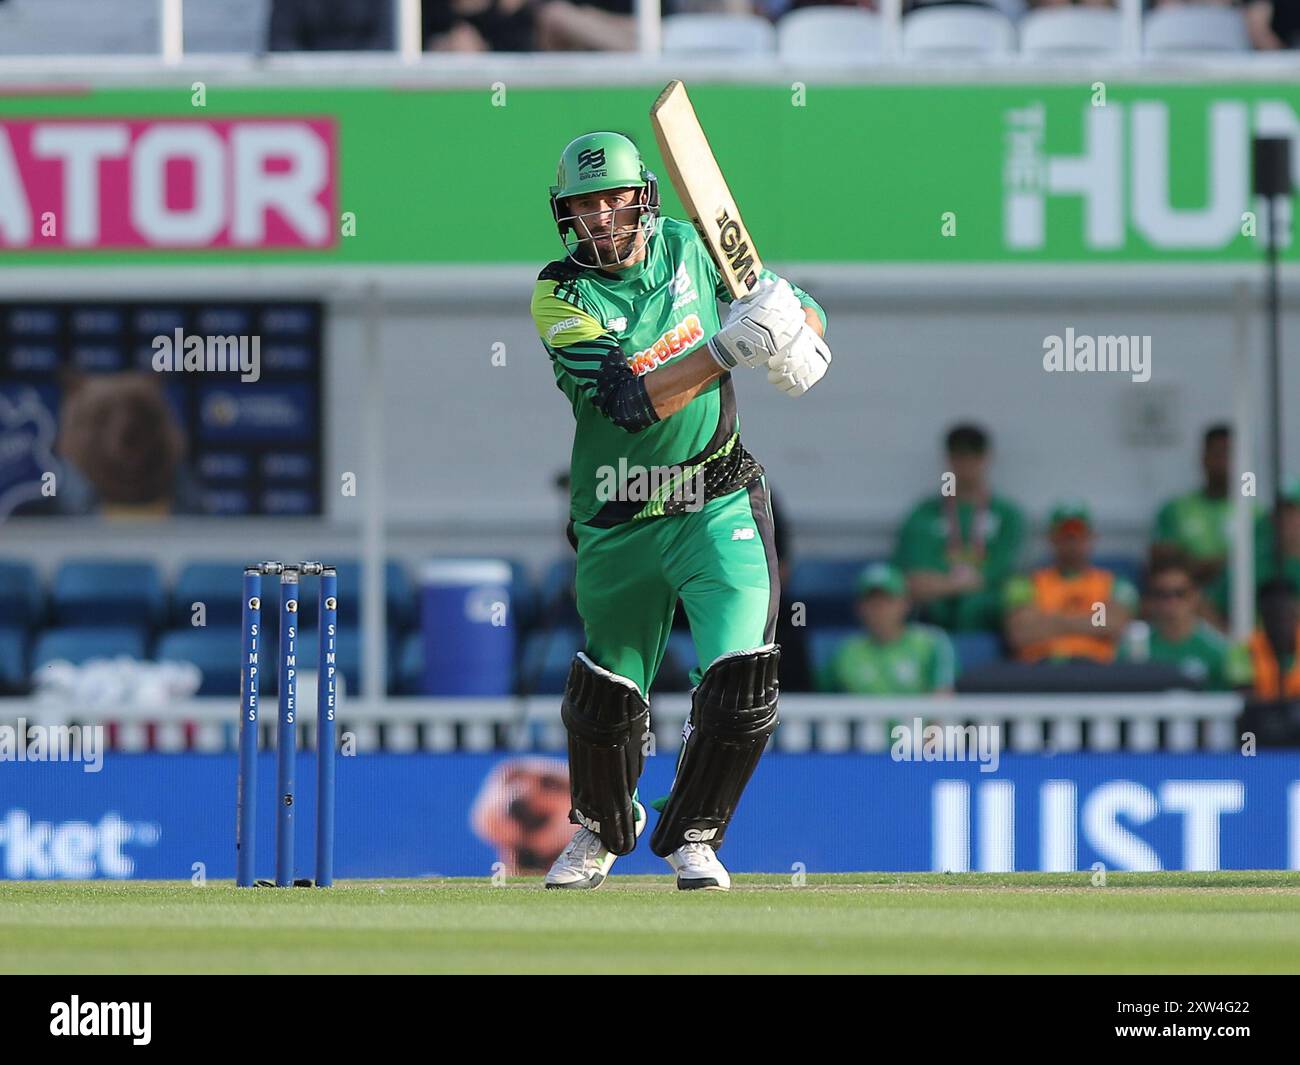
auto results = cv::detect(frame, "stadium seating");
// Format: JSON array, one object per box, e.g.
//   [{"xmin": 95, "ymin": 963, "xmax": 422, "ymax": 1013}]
[
  {"xmin": 156, "ymin": 627, "xmax": 243, "ymax": 697},
  {"xmin": 0, "ymin": 559, "xmax": 43, "ymax": 628},
  {"xmin": 52, "ymin": 561, "xmax": 167, "ymax": 629},
  {"xmin": 519, "ymin": 628, "xmax": 583, "ymax": 695},
  {"xmin": 536, "ymin": 558, "xmax": 580, "ymax": 628},
  {"xmin": 662, "ymin": 14, "xmax": 777, "ymax": 55},
  {"xmin": 788, "ymin": 557, "xmax": 875, "ymax": 627},
  {"xmin": 901, "ymin": 7, "xmax": 1017, "ymax": 56},
  {"xmin": 32, "ymin": 626, "xmax": 148, "ymax": 669},
  {"xmin": 807, "ymin": 626, "xmax": 858, "ymax": 686},
  {"xmin": 0, "ymin": 628, "xmax": 27, "ymax": 691},
  {"xmin": 171, "ymin": 562, "xmax": 247, "ymax": 627},
  {"xmin": 1019, "ymin": 8, "xmax": 1123, "ymax": 56},
  {"xmin": 776, "ymin": 9, "xmax": 883, "ymax": 62},
  {"xmin": 951, "ymin": 630, "xmax": 1002, "ymax": 675},
  {"xmin": 1144, "ymin": 7, "xmax": 1251, "ymax": 53},
  {"xmin": 298, "ymin": 560, "xmax": 413, "ymax": 629}
]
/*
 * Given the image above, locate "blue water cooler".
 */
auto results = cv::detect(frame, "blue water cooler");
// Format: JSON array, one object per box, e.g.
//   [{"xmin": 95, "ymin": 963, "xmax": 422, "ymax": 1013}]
[{"xmin": 420, "ymin": 559, "xmax": 515, "ymax": 695}]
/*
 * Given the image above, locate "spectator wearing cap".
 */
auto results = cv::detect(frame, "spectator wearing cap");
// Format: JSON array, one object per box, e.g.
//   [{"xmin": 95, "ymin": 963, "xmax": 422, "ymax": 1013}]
[
  {"xmin": 817, "ymin": 563, "xmax": 956, "ymax": 695},
  {"xmin": 1121, "ymin": 556, "xmax": 1252, "ymax": 690},
  {"xmin": 1003, "ymin": 502, "xmax": 1138, "ymax": 664},
  {"xmin": 893, "ymin": 423, "xmax": 1025, "ymax": 633}
]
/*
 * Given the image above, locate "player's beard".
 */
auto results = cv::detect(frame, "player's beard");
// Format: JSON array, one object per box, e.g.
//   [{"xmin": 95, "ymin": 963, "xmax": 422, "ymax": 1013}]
[{"xmin": 577, "ymin": 218, "xmax": 643, "ymax": 269}]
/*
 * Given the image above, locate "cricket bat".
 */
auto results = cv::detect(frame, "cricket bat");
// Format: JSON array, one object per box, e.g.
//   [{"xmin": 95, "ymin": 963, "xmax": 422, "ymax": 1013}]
[{"xmin": 650, "ymin": 80, "xmax": 763, "ymax": 300}]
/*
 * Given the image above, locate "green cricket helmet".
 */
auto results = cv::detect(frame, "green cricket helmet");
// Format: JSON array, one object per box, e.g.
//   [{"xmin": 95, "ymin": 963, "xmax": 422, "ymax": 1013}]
[{"xmin": 550, "ymin": 131, "xmax": 659, "ymax": 268}]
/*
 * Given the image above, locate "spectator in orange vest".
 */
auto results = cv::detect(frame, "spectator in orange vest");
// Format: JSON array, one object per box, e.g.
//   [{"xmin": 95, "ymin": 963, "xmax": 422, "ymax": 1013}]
[
  {"xmin": 1003, "ymin": 501, "xmax": 1138, "ymax": 664},
  {"xmin": 1248, "ymin": 578, "xmax": 1300, "ymax": 701}
]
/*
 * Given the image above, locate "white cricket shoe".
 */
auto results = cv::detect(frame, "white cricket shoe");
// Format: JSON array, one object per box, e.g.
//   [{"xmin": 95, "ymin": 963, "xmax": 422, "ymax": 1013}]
[
  {"xmin": 667, "ymin": 842, "xmax": 731, "ymax": 892},
  {"xmin": 544, "ymin": 802, "xmax": 645, "ymax": 890}
]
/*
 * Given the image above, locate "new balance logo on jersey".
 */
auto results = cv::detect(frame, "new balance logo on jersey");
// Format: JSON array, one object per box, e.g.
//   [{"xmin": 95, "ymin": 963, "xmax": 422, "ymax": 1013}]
[
  {"xmin": 684, "ymin": 827, "xmax": 718, "ymax": 843},
  {"xmin": 732, "ymin": 528, "xmax": 755, "ymax": 541},
  {"xmin": 670, "ymin": 261, "xmax": 698, "ymax": 309},
  {"xmin": 607, "ymin": 316, "xmax": 627, "ymax": 334}
]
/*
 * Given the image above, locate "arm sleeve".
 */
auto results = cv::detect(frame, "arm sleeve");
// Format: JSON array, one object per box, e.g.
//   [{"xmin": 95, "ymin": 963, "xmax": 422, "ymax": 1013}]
[
  {"xmin": 531, "ymin": 283, "xmax": 659, "ymax": 433},
  {"xmin": 714, "ymin": 265, "xmax": 828, "ymax": 337}
]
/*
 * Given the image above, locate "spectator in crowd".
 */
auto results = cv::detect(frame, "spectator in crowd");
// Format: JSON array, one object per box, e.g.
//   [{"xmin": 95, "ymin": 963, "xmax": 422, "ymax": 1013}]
[
  {"xmin": 1204, "ymin": 479, "xmax": 1300, "ymax": 620},
  {"xmin": 1257, "ymin": 480, "xmax": 1300, "ymax": 589},
  {"xmin": 424, "ymin": 0, "xmax": 538, "ymax": 51},
  {"xmin": 818, "ymin": 563, "xmax": 956, "ymax": 694},
  {"xmin": 1150, "ymin": 423, "xmax": 1235, "ymax": 589},
  {"xmin": 269, "ymin": 0, "xmax": 395, "ymax": 50},
  {"xmin": 1003, "ymin": 502, "xmax": 1137, "ymax": 664},
  {"xmin": 1247, "ymin": 577, "xmax": 1300, "ymax": 701},
  {"xmin": 1122, "ymin": 556, "xmax": 1252, "ymax": 690},
  {"xmin": 1246, "ymin": 0, "xmax": 1300, "ymax": 47},
  {"xmin": 535, "ymin": 0, "xmax": 635, "ymax": 50},
  {"xmin": 894, "ymin": 423, "xmax": 1024, "ymax": 633}
]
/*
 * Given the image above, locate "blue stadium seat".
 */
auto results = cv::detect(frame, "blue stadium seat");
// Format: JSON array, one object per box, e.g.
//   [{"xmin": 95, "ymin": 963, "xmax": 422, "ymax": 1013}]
[
  {"xmin": 32, "ymin": 626, "xmax": 147, "ymax": 669},
  {"xmin": 293, "ymin": 626, "xmax": 371, "ymax": 694},
  {"xmin": 508, "ymin": 559, "xmax": 537, "ymax": 630},
  {"xmin": 519, "ymin": 628, "xmax": 582, "ymax": 695},
  {"xmin": 807, "ymin": 627, "xmax": 860, "ymax": 684},
  {"xmin": 397, "ymin": 632, "xmax": 424, "ymax": 695},
  {"xmin": 0, "ymin": 559, "xmax": 44, "ymax": 627},
  {"xmin": 665, "ymin": 630, "xmax": 698, "ymax": 678},
  {"xmin": 0, "ymin": 628, "xmax": 27, "ymax": 690},
  {"xmin": 52, "ymin": 560, "xmax": 165, "ymax": 629},
  {"xmin": 171, "ymin": 562, "xmax": 246, "ymax": 626},
  {"xmin": 788, "ymin": 557, "xmax": 875, "ymax": 627},
  {"xmin": 297, "ymin": 560, "xmax": 412, "ymax": 630},
  {"xmin": 536, "ymin": 558, "xmax": 580, "ymax": 628},
  {"xmin": 156, "ymin": 627, "xmax": 243, "ymax": 696},
  {"xmin": 951, "ymin": 631, "xmax": 1003, "ymax": 675},
  {"xmin": 1094, "ymin": 554, "xmax": 1144, "ymax": 589}
]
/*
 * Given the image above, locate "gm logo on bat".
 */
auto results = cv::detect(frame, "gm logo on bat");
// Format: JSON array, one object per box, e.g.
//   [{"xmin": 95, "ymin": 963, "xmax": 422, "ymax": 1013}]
[{"xmin": 714, "ymin": 207, "xmax": 757, "ymax": 290}]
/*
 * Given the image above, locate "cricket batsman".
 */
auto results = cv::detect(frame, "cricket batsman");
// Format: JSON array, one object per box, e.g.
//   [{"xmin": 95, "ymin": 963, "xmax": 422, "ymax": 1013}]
[{"xmin": 530, "ymin": 131, "xmax": 832, "ymax": 890}]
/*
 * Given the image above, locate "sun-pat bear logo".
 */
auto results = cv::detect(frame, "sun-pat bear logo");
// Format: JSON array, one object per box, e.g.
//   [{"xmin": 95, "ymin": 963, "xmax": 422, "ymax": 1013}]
[{"xmin": 627, "ymin": 315, "xmax": 704, "ymax": 377}]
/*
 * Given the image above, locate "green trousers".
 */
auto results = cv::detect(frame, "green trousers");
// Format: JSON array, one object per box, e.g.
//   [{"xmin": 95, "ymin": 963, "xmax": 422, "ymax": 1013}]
[{"xmin": 573, "ymin": 481, "xmax": 780, "ymax": 697}]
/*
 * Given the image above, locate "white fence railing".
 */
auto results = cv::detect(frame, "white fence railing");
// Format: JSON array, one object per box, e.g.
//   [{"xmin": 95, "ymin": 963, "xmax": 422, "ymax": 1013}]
[{"xmin": 1, "ymin": 692, "xmax": 1245, "ymax": 754}]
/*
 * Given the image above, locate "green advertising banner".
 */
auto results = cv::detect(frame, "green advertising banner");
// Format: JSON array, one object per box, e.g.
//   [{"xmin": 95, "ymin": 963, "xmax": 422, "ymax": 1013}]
[{"xmin": 0, "ymin": 82, "xmax": 1296, "ymax": 265}]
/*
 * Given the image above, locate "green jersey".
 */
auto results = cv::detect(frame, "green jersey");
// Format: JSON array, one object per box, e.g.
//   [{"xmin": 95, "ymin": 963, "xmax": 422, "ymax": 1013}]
[
  {"xmin": 818, "ymin": 624, "xmax": 957, "ymax": 695},
  {"xmin": 1152, "ymin": 490, "xmax": 1233, "ymax": 561},
  {"xmin": 531, "ymin": 217, "xmax": 825, "ymax": 528},
  {"xmin": 892, "ymin": 495, "xmax": 1024, "ymax": 631},
  {"xmin": 1119, "ymin": 621, "xmax": 1251, "ymax": 691}
]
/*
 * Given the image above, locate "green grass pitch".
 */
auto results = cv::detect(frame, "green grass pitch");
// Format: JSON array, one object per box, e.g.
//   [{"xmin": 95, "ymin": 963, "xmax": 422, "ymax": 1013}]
[{"xmin": 3, "ymin": 872, "xmax": 1299, "ymax": 974}]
